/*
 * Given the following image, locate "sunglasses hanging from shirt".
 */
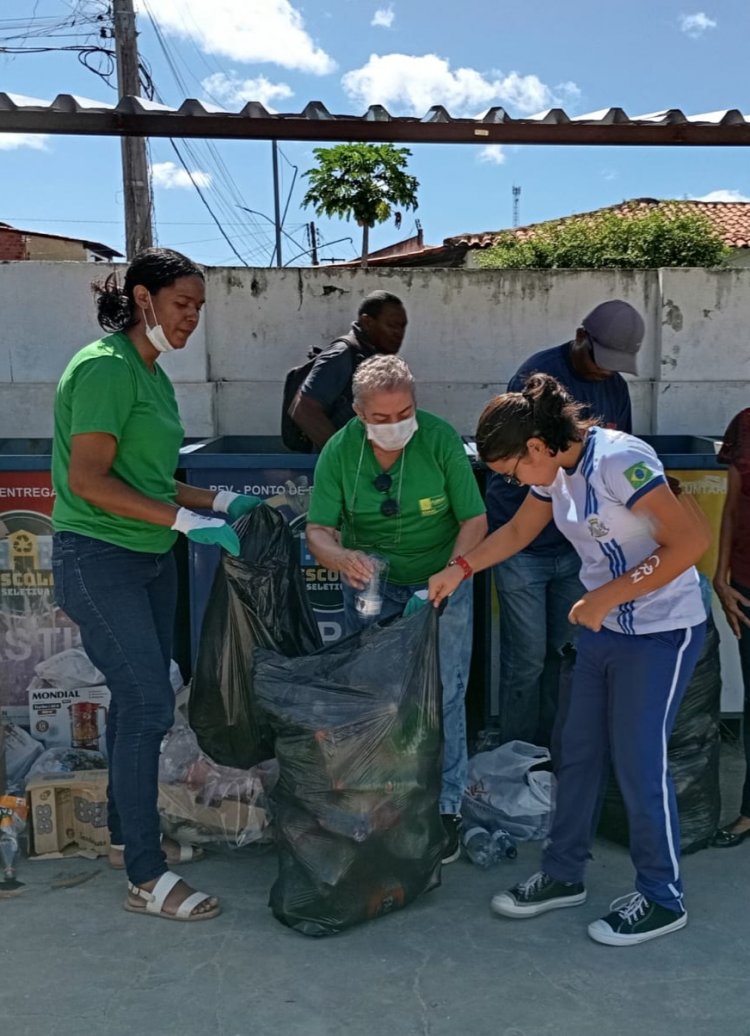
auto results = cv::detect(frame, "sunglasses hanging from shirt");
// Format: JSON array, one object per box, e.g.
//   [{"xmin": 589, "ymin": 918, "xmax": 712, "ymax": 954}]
[
  {"xmin": 372, "ymin": 471, "xmax": 401, "ymax": 517},
  {"xmin": 348, "ymin": 435, "xmax": 406, "ymax": 548}
]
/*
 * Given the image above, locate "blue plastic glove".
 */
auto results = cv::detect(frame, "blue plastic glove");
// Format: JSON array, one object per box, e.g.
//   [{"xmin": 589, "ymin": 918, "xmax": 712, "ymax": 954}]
[
  {"xmin": 403, "ymin": 590, "xmax": 429, "ymax": 618},
  {"xmin": 212, "ymin": 490, "xmax": 264, "ymax": 521},
  {"xmin": 171, "ymin": 508, "xmax": 240, "ymax": 556}
]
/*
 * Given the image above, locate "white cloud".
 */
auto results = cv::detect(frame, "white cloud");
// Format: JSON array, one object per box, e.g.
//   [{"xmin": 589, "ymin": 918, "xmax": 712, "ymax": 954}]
[
  {"xmin": 0, "ymin": 133, "xmax": 49, "ymax": 151},
  {"xmin": 693, "ymin": 189, "xmax": 750, "ymax": 202},
  {"xmin": 371, "ymin": 6, "xmax": 395, "ymax": 28},
  {"xmin": 201, "ymin": 72, "xmax": 293, "ymax": 112},
  {"xmin": 602, "ymin": 168, "xmax": 618, "ymax": 182},
  {"xmin": 679, "ymin": 12, "xmax": 717, "ymax": 37},
  {"xmin": 151, "ymin": 161, "xmax": 212, "ymax": 190},
  {"xmin": 341, "ymin": 53, "xmax": 580, "ymax": 116},
  {"xmin": 478, "ymin": 145, "xmax": 507, "ymax": 166},
  {"xmin": 138, "ymin": 0, "xmax": 336, "ymax": 74}
]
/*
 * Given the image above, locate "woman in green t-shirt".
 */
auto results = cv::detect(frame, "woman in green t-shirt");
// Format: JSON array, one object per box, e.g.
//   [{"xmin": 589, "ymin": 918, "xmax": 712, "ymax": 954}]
[
  {"xmin": 305, "ymin": 355, "xmax": 487, "ymax": 866},
  {"xmin": 51, "ymin": 248, "xmax": 261, "ymax": 922}
]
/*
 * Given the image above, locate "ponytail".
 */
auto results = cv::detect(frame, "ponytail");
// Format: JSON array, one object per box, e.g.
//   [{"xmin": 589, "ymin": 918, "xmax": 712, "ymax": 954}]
[
  {"xmin": 93, "ymin": 272, "xmax": 135, "ymax": 332},
  {"xmin": 476, "ymin": 373, "xmax": 593, "ymax": 463}
]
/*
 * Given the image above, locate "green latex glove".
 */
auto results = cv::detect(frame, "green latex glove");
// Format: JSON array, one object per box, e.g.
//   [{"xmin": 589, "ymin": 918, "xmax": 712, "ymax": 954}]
[
  {"xmin": 172, "ymin": 508, "xmax": 240, "ymax": 556},
  {"xmin": 213, "ymin": 490, "xmax": 264, "ymax": 521},
  {"xmin": 403, "ymin": 591, "xmax": 428, "ymax": 618},
  {"xmin": 227, "ymin": 495, "xmax": 263, "ymax": 521}
]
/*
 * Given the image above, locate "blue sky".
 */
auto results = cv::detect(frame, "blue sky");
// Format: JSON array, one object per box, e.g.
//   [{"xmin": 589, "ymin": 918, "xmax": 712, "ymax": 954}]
[{"xmin": 1, "ymin": 0, "xmax": 748, "ymax": 265}]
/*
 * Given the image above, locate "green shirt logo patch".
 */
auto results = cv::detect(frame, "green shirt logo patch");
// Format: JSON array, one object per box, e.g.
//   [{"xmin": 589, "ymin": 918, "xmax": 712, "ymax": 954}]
[{"xmin": 624, "ymin": 462, "xmax": 655, "ymax": 490}]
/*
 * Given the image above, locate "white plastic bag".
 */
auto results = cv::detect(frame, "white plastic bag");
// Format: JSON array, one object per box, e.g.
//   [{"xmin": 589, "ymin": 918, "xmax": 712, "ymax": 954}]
[
  {"xmin": 34, "ymin": 648, "xmax": 104, "ymax": 692},
  {"xmin": 158, "ymin": 724, "xmax": 276, "ymax": 849},
  {"xmin": 4, "ymin": 724, "xmax": 44, "ymax": 790},
  {"xmin": 462, "ymin": 741, "xmax": 555, "ymax": 842}
]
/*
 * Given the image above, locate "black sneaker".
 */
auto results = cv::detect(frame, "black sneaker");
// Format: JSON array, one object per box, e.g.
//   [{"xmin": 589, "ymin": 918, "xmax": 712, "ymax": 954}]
[
  {"xmin": 441, "ymin": 814, "xmax": 461, "ymax": 864},
  {"xmin": 491, "ymin": 871, "xmax": 587, "ymax": 918},
  {"xmin": 587, "ymin": 892, "xmax": 687, "ymax": 946}
]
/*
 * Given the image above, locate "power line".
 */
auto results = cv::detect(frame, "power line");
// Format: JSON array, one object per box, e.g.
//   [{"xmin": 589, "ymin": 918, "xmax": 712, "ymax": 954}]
[
  {"xmin": 166, "ymin": 139, "xmax": 248, "ymax": 266},
  {"xmin": 141, "ymin": 0, "xmax": 272, "ymax": 264}
]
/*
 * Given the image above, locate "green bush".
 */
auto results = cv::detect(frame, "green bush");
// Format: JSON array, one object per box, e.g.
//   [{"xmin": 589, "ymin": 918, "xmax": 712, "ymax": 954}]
[{"xmin": 477, "ymin": 208, "xmax": 730, "ymax": 269}]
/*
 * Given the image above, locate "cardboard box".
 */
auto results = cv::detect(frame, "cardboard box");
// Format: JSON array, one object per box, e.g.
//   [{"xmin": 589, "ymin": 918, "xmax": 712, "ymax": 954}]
[
  {"xmin": 26, "ymin": 770, "xmax": 110, "ymax": 859},
  {"xmin": 158, "ymin": 782, "xmax": 269, "ymax": 849},
  {"xmin": 28, "ymin": 685, "xmax": 110, "ymax": 750}
]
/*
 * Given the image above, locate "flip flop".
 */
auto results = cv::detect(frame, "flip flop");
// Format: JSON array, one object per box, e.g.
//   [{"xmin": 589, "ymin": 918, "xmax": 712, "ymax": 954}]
[
  {"xmin": 124, "ymin": 871, "xmax": 220, "ymax": 922},
  {"xmin": 109, "ymin": 837, "xmax": 204, "ymax": 870}
]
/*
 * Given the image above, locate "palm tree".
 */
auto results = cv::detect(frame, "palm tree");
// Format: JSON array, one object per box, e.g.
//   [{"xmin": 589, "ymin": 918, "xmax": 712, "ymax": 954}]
[{"xmin": 302, "ymin": 143, "xmax": 419, "ymax": 268}]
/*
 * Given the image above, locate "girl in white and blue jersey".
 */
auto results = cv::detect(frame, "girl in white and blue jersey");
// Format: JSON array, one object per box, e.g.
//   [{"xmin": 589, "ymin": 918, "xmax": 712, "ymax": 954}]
[{"xmin": 429, "ymin": 374, "xmax": 710, "ymax": 947}]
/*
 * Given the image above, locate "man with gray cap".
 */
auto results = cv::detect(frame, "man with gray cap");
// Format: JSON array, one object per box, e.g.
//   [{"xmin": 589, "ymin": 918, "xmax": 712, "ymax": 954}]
[{"xmin": 485, "ymin": 299, "xmax": 645, "ymax": 746}]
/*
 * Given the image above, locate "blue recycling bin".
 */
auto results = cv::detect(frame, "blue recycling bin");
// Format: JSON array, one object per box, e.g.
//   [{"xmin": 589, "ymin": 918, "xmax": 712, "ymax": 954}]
[{"xmin": 639, "ymin": 434, "xmax": 721, "ymax": 470}]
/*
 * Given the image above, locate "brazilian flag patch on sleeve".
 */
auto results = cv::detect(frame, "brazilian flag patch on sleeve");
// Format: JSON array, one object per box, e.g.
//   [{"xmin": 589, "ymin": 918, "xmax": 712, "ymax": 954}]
[{"xmin": 624, "ymin": 462, "xmax": 656, "ymax": 490}]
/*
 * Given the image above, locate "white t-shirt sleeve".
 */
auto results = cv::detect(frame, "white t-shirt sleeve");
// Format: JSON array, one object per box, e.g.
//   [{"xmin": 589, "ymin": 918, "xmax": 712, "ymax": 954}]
[
  {"xmin": 600, "ymin": 441, "xmax": 667, "ymax": 509},
  {"xmin": 530, "ymin": 484, "xmax": 552, "ymax": 501}
]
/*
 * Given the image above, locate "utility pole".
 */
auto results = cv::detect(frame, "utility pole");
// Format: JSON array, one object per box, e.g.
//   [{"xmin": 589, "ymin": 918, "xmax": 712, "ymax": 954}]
[
  {"xmin": 271, "ymin": 140, "xmax": 283, "ymax": 267},
  {"xmin": 113, "ymin": 0, "xmax": 153, "ymax": 258},
  {"xmin": 307, "ymin": 222, "xmax": 319, "ymax": 265}
]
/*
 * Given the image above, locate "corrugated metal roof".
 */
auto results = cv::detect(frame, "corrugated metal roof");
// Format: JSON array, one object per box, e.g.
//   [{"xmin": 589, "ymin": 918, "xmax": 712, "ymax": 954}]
[{"xmin": 1, "ymin": 94, "xmax": 749, "ymax": 144}]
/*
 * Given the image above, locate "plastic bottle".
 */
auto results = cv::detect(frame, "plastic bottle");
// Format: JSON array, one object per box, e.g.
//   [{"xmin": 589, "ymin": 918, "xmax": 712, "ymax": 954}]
[
  {"xmin": 0, "ymin": 816, "xmax": 19, "ymax": 882},
  {"xmin": 0, "ymin": 796, "xmax": 28, "ymax": 886},
  {"xmin": 490, "ymin": 828, "xmax": 518, "ymax": 861},
  {"xmin": 354, "ymin": 556, "xmax": 388, "ymax": 618},
  {"xmin": 462, "ymin": 825, "xmax": 495, "ymax": 868}
]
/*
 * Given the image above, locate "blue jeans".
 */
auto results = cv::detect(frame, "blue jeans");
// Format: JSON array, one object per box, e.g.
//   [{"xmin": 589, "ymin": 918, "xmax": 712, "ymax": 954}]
[
  {"xmin": 493, "ymin": 545, "xmax": 584, "ymax": 745},
  {"xmin": 341, "ymin": 578, "xmax": 473, "ymax": 815},
  {"xmin": 52, "ymin": 532, "xmax": 177, "ymax": 886},
  {"xmin": 543, "ymin": 623, "xmax": 705, "ymax": 912},
  {"xmin": 733, "ymin": 581, "xmax": 750, "ymax": 817}
]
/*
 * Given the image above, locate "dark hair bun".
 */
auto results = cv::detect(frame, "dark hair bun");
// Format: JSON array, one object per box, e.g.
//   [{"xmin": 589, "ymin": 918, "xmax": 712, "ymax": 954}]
[
  {"xmin": 92, "ymin": 273, "xmax": 134, "ymax": 333},
  {"xmin": 522, "ymin": 373, "xmax": 585, "ymax": 454}
]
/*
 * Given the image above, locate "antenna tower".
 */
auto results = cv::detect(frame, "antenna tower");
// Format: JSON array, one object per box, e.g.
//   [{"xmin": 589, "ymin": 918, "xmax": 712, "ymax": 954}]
[{"xmin": 512, "ymin": 185, "xmax": 522, "ymax": 228}]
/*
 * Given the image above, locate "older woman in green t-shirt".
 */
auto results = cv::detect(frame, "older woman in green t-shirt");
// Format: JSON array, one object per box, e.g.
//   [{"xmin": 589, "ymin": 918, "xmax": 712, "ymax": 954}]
[
  {"xmin": 51, "ymin": 248, "xmax": 262, "ymax": 923},
  {"xmin": 306, "ymin": 355, "xmax": 487, "ymax": 865}
]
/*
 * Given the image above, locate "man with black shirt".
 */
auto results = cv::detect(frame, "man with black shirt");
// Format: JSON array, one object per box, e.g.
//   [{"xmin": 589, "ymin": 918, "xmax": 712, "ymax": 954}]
[
  {"xmin": 288, "ymin": 290, "xmax": 408, "ymax": 450},
  {"xmin": 486, "ymin": 299, "xmax": 645, "ymax": 745}
]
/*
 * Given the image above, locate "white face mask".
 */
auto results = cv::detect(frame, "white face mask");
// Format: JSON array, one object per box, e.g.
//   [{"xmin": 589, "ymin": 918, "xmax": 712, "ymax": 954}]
[
  {"xmin": 366, "ymin": 415, "xmax": 418, "ymax": 451},
  {"xmin": 141, "ymin": 294, "xmax": 174, "ymax": 353}
]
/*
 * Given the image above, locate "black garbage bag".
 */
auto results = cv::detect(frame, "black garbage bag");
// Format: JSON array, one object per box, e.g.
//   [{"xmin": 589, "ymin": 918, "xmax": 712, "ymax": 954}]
[
  {"xmin": 557, "ymin": 618, "xmax": 721, "ymax": 855},
  {"xmin": 189, "ymin": 505, "xmax": 322, "ymax": 769},
  {"xmin": 254, "ymin": 606, "xmax": 444, "ymax": 936}
]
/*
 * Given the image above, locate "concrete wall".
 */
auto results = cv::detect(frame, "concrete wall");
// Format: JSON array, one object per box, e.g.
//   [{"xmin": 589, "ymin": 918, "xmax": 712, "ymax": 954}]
[{"xmin": 0, "ymin": 262, "xmax": 748, "ymax": 438}]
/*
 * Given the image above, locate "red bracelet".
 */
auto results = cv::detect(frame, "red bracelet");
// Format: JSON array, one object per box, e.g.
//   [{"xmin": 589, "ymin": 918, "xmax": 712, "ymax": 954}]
[{"xmin": 448, "ymin": 555, "xmax": 473, "ymax": 580}]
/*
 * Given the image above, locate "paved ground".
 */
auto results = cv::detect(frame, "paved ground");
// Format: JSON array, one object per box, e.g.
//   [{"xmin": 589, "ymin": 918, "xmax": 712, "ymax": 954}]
[{"xmin": 3, "ymin": 743, "xmax": 747, "ymax": 1036}]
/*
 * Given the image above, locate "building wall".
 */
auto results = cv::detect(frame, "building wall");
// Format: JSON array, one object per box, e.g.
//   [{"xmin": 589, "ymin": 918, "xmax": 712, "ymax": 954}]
[
  {"xmin": 24, "ymin": 236, "xmax": 89, "ymax": 262},
  {"xmin": 0, "ymin": 228, "xmax": 26, "ymax": 261},
  {"xmin": 0, "ymin": 262, "xmax": 748, "ymax": 438}
]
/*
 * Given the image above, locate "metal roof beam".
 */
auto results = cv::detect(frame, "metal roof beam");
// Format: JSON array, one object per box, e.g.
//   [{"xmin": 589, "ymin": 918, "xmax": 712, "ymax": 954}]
[{"xmin": 1, "ymin": 96, "xmax": 750, "ymax": 145}]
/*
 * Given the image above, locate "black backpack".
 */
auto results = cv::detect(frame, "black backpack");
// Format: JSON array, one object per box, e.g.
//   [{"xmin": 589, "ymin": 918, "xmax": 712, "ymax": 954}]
[{"xmin": 281, "ymin": 334, "xmax": 364, "ymax": 452}]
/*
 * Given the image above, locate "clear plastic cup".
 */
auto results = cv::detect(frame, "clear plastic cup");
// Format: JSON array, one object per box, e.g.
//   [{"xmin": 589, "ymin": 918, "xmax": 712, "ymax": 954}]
[{"xmin": 354, "ymin": 555, "xmax": 389, "ymax": 618}]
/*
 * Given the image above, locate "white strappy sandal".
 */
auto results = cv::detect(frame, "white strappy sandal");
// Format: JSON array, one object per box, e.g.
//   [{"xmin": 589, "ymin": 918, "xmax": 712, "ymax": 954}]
[
  {"xmin": 109, "ymin": 837, "xmax": 204, "ymax": 870},
  {"xmin": 124, "ymin": 871, "xmax": 220, "ymax": 922}
]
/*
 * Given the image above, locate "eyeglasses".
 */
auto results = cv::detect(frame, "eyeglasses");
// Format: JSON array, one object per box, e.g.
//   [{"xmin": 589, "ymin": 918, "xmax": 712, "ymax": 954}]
[
  {"xmin": 502, "ymin": 456, "xmax": 523, "ymax": 487},
  {"xmin": 373, "ymin": 472, "xmax": 401, "ymax": 517}
]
